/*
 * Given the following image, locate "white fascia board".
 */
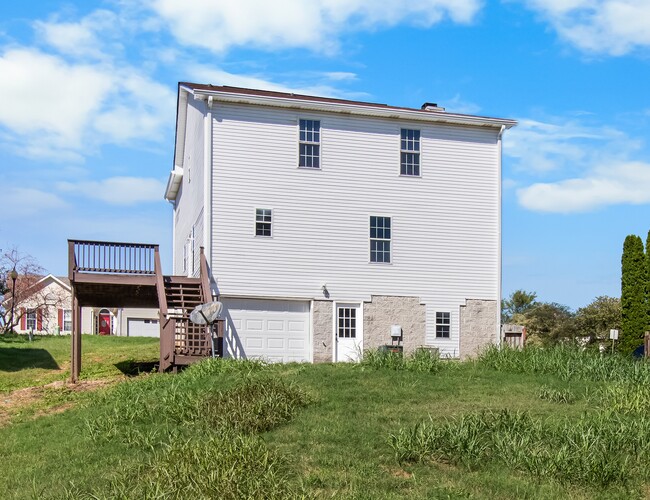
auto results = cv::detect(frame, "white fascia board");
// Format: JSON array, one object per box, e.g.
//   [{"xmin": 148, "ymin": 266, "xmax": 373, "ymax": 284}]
[{"xmin": 190, "ymin": 89, "xmax": 517, "ymax": 130}]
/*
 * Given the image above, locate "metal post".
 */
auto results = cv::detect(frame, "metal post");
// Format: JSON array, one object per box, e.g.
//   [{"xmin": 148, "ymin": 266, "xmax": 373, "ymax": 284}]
[{"xmin": 9, "ymin": 267, "xmax": 17, "ymax": 334}]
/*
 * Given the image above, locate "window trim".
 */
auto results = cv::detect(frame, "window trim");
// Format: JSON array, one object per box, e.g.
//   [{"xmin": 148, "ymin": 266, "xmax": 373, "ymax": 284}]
[
  {"xmin": 255, "ymin": 208, "xmax": 273, "ymax": 237},
  {"xmin": 26, "ymin": 309, "xmax": 37, "ymax": 331},
  {"xmin": 369, "ymin": 215, "xmax": 392, "ymax": 264},
  {"xmin": 298, "ymin": 118, "xmax": 321, "ymax": 169},
  {"xmin": 435, "ymin": 311, "xmax": 451, "ymax": 338},
  {"xmin": 63, "ymin": 309, "xmax": 72, "ymax": 332},
  {"xmin": 400, "ymin": 128, "xmax": 421, "ymax": 177}
]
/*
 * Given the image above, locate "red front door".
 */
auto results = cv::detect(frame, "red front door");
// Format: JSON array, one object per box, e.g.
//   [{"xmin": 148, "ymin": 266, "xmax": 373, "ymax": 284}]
[{"xmin": 99, "ymin": 313, "xmax": 111, "ymax": 335}]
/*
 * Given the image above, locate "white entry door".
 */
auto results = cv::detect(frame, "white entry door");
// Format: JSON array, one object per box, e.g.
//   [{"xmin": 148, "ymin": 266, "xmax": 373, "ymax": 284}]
[{"xmin": 335, "ymin": 303, "xmax": 362, "ymax": 362}]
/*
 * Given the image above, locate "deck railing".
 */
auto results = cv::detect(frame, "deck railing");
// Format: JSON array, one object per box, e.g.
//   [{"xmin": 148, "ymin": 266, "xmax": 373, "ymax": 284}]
[{"xmin": 69, "ymin": 240, "xmax": 158, "ymax": 275}]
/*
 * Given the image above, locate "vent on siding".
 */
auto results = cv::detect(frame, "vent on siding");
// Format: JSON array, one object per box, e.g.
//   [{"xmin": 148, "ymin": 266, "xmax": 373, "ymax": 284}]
[{"xmin": 421, "ymin": 102, "xmax": 445, "ymax": 112}]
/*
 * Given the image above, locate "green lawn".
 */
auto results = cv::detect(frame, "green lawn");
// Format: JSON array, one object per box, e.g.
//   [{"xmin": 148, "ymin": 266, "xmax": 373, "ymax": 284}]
[
  {"xmin": 0, "ymin": 334, "xmax": 159, "ymax": 393},
  {"xmin": 0, "ymin": 345, "xmax": 648, "ymax": 498}
]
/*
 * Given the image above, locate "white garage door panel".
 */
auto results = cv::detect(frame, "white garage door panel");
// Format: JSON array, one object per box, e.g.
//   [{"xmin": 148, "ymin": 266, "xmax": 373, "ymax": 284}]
[
  {"xmin": 127, "ymin": 318, "xmax": 159, "ymax": 337},
  {"xmin": 222, "ymin": 298, "xmax": 310, "ymax": 363}
]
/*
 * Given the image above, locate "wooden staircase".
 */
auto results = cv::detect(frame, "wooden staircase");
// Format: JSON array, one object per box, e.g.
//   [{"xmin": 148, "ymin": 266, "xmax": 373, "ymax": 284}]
[
  {"xmin": 68, "ymin": 240, "xmax": 223, "ymax": 380},
  {"xmin": 157, "ymin": 248, "xmax": 224, "ymax": 372}
]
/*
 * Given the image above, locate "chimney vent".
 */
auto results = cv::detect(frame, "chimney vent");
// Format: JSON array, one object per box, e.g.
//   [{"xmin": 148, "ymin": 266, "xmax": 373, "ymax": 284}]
[{"xmin": 421, "ymin": 102, "xmax": 445, "ymax": 112}]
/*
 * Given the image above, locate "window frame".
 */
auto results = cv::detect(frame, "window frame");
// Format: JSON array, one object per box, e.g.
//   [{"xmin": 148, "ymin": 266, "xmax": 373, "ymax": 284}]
[
  {"xmin": 369, "ymin": 215, "xmax": 392, "ymax": 264},
  {"xmin": 400, "ymin": 128, "xmax": 421, "ymax": 177},
  {"xmin": 26, "ymin": 309, "xmax": 37, "ymax": 331},
  {"xmin": 298, "ymin": 119, "xmax": 321, "ymax": 169},
  {"xmin": 63, "ymin": 309, "xmax": 72, "ymax": 332},
  {"xmin": 435, "ymin": 311, "xmax": 451, "ymax": 338},
  {"xmin": 255, "ymin": 208, "xmax": 273, "ymax": 237}
]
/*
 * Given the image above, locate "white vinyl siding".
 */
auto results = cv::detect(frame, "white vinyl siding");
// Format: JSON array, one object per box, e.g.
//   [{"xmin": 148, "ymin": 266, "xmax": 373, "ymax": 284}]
[
  {"xmin": 173, "ymin": 98, "xmax": 206, "ymax": 275},
  {"xmin": 204, "ymin": 103, "xmax": 499, "ymax": 357}
]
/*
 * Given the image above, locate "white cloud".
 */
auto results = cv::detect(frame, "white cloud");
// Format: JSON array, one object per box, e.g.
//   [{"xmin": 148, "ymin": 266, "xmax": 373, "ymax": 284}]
[
  {"xmin": 504, "ymin": 117, "xmax": 641, "ymax": 173},
  {"xmin": 0, "ymin": 47, "xmax": 174, "ymax": 160},
  {"xmin": 522, "ymin": 0, "xmax": 650, "ymax": 55},
  {"xmin": 57, "ymin": 177, "xmax": 167, "ymax": 205},
  {"xmin": 3, "ymin": 188, "xmax": 68, "ymax": 216},
  {"xmin": 444, "ymin": 94, "xmax": 481, "ymax": 114},
  {"xmin": 149, "ymin": 0, "xmax": 482, "ymax": 54},
  {"xmin": 517, "ymin": 162, "xmax": 650, "ymax": 213},
  {"xmin": 186, "ymin": 65, "xmax": 368, "ymax": 99},
  {"xmin": 33, "ymin": 10, "xmax": 121, "ymax": 59}
]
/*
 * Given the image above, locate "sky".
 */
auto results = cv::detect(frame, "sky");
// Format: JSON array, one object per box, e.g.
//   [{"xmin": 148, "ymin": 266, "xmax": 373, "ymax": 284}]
[{"xmin": 1, "ymin": 0, "xmax": 650, "ymax": 311}]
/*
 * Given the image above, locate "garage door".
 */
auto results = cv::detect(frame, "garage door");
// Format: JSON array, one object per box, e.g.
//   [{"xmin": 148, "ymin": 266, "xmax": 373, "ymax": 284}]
[
  {"xmin": 221, "ymin": 298, "xmax": 310, "ymax": 363},
  {"xmin": 127, "ymin": 318, "xmax": 160, "ymax": 337}
]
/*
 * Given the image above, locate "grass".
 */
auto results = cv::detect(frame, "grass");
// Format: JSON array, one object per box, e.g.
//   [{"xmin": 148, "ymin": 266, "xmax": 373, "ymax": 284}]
[
  {"xmin": 0, "ymin": 333, "xmax": 159, "ymax": 393},
  {"xmin": 2, "ymin": 345, "xmax": 650, "ymax": 498}
]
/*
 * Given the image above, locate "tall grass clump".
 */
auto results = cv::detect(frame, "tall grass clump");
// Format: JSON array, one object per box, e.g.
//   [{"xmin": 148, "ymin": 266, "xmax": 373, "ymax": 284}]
[
  {"xmin": 391, "ymin": 408, "xmax": 650, "ymax": 487},
  {"xmin": 360, "ymin": 347, "xmax": 442, "ymax": 373},
  {"xmin": 537, "ymin": 385, "xmax": 577, "ymax": 404},
  {"xmin": 478, "ymin": 344, "xmax": 650, "ymax": 384},
  {"xmin": 77, "ymin": 434, "xmax": 304, "ymax": 500}
]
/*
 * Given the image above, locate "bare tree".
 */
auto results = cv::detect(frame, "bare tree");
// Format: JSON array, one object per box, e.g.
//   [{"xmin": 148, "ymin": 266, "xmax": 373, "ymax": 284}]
[{"xmin": 1, "ymin": 248, "xmax": 66, "ymax": 334}]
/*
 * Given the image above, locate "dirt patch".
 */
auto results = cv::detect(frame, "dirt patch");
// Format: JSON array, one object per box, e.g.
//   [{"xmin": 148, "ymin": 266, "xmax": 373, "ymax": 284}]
[
  {"xmin": 0, "ymin": 378, "xmax": 121, "ymax": 426},
  {"xmin": 382, "ymin": 465, "xmax": 414, "ymax": 479}
]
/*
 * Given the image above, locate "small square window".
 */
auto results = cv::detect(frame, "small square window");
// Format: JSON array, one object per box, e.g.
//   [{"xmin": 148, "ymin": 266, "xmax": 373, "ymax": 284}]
[
  {"xmin": 255, "ymin": 209, "xmax": 272, "ymax": 237},
  {"xmin": 400, "ymin": 129, "xmax": 420, "ymax": 176},
  {"xmin": 436, "ymin": 312, "xmax": 450, "ymax": 338},
  {"xmin": 299, "ymin": 119, "xmax": 321, "ymax": 168}
]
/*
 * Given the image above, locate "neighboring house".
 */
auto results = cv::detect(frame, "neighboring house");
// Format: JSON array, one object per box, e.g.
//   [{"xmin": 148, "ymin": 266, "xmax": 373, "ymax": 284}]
[
  {"xmin": 8, "ymin": 274, "xmax": 159, "ymax": 337},
  {"xmin": 164, "ymin": 83, "xmax": 516, "ymax": 361}
]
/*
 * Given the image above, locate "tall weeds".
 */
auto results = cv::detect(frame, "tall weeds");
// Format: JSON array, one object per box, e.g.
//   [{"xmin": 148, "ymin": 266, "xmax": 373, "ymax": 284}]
[{"xmin": 360, "ymin": 347, "xmax": 443, "ymax": 373}]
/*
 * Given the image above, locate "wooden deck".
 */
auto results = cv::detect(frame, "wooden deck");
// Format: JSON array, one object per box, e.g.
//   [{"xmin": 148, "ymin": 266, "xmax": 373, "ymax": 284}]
[{"xmin": 68, "ymin": 239, "xmax": 222, "ymax": 382}]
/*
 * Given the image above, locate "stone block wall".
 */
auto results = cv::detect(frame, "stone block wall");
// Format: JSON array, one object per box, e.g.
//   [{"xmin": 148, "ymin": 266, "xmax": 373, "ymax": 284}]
[
  {"xmin": 312, "ymin": 300, "xmax": 333, "ymax": 362},
  {"xmin": 363, "ymin": 295, "xmax": 426, "ymax": 355},
  {"xmin": 459, "ymin": 299, "xmax": 498, "ymax": 360}
]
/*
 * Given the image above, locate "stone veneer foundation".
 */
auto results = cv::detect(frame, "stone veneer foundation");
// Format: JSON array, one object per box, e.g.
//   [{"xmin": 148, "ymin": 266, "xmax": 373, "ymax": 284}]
[
  {"xmin": 312, "ymin": 300, "xmax": 333, "ymax": 362},
  {"xmin": 363, "ymin": 295, "xmax": 426, "ymax": 355},
  {"xmin": 459, "ymin": 299, "xmax": 498, "ymax": 359}
]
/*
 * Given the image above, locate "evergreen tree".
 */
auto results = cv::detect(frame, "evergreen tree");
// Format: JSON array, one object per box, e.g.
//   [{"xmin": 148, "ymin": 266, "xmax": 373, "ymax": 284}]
[{"xmin": 621, "ymin": 235, "xmax": 647, "ymax": 354}]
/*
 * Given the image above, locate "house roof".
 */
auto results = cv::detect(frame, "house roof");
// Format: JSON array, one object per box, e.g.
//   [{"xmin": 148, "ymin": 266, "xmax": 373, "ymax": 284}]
[
  {"xmin": 2, "ymin": 274, "xmax": 71, "ymax": 308},
  {"xmin": 166, "ymin": 82, "xmax": 517, "ymax": 200}
]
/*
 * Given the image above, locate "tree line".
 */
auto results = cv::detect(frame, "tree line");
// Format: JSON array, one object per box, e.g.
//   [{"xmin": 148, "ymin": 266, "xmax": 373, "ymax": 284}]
[{"xmin": 502, "ymin": 290, "xmax": 621, "ymax": 349}]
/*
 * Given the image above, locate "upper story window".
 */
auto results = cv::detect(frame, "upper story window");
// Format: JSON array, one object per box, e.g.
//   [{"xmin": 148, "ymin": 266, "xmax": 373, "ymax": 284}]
[
  {"xmin": 299, "ymin": 119, "xmax": 320, "ymax": 169},
  {"xmin": 436, "ymin": 312, "xmax": 450, "ymax": 338},
  {"xmin": 255, "ymin": 208, "xmax": 272, "ymax": 237},
  {"xmin": 400, "ymin": 129, "xmax": 420, "ymax": 176},
  {"xmin": 370, "ymin": 216, "xmax": 391, "ymax": 263}
]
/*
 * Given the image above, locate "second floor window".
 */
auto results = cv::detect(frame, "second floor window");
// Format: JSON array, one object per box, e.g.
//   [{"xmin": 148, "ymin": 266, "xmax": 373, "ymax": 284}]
[
  {"xmin": 370, "ymin": 216, "xmax": 391, "ymax": 263},
  {"xmin": 299, "ymin": 119, "xmax": 320, "ymax": 168},
  {"xmin": 400, "ymin": 128, "xmax": 420, "ymax": 176},
  {"xmin": 256, "ymin": 208, "xmax": 272, "ymax": 237}
]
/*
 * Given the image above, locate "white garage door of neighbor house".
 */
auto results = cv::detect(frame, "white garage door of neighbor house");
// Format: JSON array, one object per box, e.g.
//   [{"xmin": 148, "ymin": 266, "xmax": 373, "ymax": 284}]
[
  {"xmin": 221, "ymin": 298, "xmax": 310, "ymax": 363},
  {"xmin": 127, "ymin": 318, "xmax": 160, "ymax": 337}
]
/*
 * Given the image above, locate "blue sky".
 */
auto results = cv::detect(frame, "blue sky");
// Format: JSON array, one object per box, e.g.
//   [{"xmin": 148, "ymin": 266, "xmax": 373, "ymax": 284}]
[{"xmin": 1, "ymin": 0, "xmax": 650, "ymax": 310}]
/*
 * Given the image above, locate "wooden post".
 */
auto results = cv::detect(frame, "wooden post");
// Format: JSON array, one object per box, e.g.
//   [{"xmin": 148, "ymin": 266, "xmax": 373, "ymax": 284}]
[
  {"xmin": 71, "ymin": 291, "xmax": 81, "ymax": 383},
  {"xmin": 645, "ymin": 332, "xmax": 650, "ymax": 358}
]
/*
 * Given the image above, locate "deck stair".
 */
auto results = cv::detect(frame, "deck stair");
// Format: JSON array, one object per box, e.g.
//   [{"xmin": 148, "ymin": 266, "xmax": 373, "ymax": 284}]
[{"xmin": 68, "ymin": 239, "xmax": 223, "ymax": 381}]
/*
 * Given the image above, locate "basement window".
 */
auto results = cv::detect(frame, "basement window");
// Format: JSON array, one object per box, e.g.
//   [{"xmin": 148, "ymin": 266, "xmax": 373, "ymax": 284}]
[{"xmin": 436, "ymin": 312, "xmax": 450, "ymax": 338}]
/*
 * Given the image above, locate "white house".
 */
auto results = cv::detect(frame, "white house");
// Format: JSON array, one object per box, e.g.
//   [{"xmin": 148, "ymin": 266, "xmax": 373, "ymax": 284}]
[
  {"xmin": 8, "ymin": 274, "xmax": 159, "ymax": 337},
  {"xmin": 164, "ymin": 83, "xmax": 516, "ymax": 362}
]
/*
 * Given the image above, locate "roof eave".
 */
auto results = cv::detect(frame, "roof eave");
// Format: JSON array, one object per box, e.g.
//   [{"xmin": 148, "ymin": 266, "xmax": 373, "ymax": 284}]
[{"xmin": 189, "ymin": 88, "xmax": 517, "ymax": 129}]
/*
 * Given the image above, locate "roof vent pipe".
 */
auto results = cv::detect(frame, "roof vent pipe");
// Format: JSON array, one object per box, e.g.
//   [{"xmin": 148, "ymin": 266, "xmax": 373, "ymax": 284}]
[{"xmin": 421, "ymin": 102, "xmax": 445, "ymax": 112}]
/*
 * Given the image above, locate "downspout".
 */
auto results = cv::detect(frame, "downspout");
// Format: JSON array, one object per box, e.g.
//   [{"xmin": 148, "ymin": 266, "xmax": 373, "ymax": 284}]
[
  {"xmin": 171, "ymin": 199, "xmax": 177, "ymax": 274},
  {"xmin": 204, "ymin": 95, "xmax": 214, "ymax": 294},
  {"xmin": 496, "ymin": 125, "xmax": 506, "ymax": 347}
]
